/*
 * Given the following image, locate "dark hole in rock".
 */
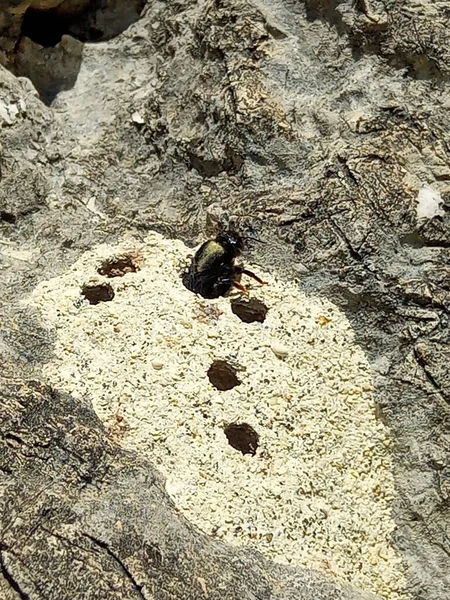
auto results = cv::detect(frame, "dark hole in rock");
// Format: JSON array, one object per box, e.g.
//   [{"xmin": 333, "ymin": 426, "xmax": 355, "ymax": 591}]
[
  {"xmin": 13, "ymin": 34, "xmax": 84, "ymax": 106},
  {"xmin": 87, "ymin": 27, "xmax": 104, "ymax": 41},
  {"xmin": 98, "ymin": 256, "xmax": 139, "ymax": 278},
  {"xmin": 224, "ymin": 423, "xmax": 259, "ymax": 456},
  {"xmin": 265, "ymin": 23, "xmax": 288, "ymax": 40},
  {"xmin": 0, "ymin": 211, "xmax": 16, "ymax": 224},
  {"xmin": 187, "ymin": 150, "xmax": 244, "ymax": 177},
  {"xmin": 20, "ymin": 0, "xmax": 147, "ymax": 47},
  {"xmin": 12, "ymin": 0, "xmax": 146, "ymax": 105},
  {"xmin": 21, "ymin": 9, "xmax": 68, "ymax": 47},
  {"xmin": 82, "ymin": 283, "xmax": 115, "ymax": 305},
  {"xmin": 400, "ymin": 231, "xmax": 427, "ymax": 248},
  {"xmin": 207, "ymin": 360, "xmax": 241, "ymax": 391},
  {"xmin": 231, "ymin": 298, "xmax": 268, "ymax": 323}
]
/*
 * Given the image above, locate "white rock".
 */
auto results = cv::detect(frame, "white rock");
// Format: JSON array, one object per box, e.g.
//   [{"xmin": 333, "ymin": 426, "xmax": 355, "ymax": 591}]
[
  {"xmin": 271, "ymin": 342, "xmax": 289, "ymax": 358},
  {"xmin": 152, "ymin": 359, "xmax": 164, "ymax": 370},
  {"xmin": 293, "ymin": 262, "xmax": 309, "ymax": 274},
  {"xmin": 416, "ymin": 184, "xmax": 445, "ymax": 221},
  {"xmin": 131, "ymin": 111, "xmax": 145, "ymax": 124}
]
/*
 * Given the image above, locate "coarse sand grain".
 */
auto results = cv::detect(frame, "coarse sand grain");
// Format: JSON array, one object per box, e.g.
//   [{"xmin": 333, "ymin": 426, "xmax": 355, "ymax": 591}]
[{"xmin": 28, "ymin": 231, "xmax": 408, "ymax": 600}]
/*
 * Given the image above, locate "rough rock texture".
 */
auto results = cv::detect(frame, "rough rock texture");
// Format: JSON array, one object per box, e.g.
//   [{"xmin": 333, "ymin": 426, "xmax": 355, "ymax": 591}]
[
  {"xmin": 0, "ymin": 0, "xmax": 450, "ymax": 599},
  {"xmin": 1, "ymin": 378, "xmax": 378, "ymax": 600},
  {"xmin": 27, "ymin": 233, "xmax": 403, "ymax": 597}
]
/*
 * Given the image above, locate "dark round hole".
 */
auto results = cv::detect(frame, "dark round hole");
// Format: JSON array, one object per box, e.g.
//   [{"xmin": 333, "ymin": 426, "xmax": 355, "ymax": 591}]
[
  {"xmin": 207, "ymin": 360, "xmax": 241, "ymax": 391},
  {"xmin": 82, "ymin": 283, "xmax": 115, "ymax": 305},
  {"xmin": 0, "ymin": 211, "xmax": 17, "ymax": 224},
  {"xmin": 224, "ymin": 423, "xmax": 259, "ymax": 456},
  {"xmin": 231, "ymin": 298, "xmax": 268, "ymax": 323},
  {"xmin": 98, "ymin": 256, "xmax": 139, "ymax": 278}
]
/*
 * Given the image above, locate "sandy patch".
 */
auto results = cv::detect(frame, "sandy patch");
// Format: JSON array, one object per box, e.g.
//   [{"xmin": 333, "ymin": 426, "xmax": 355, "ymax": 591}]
[{"xmin": 28, "ymin": 231, "xmax": 407, "ymax": 599}]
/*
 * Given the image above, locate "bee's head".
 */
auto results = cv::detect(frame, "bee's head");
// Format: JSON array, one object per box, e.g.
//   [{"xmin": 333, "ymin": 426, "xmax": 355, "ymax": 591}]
[{"xmin": 216, "ymin": 231, "xmax": 245, "ymax": 257}]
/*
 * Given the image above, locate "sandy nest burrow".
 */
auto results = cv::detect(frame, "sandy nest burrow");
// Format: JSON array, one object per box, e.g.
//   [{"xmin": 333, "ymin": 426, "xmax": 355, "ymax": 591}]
[{"xmin": 27, "ymin": 231, "xmax": 407, "ymax": 600}]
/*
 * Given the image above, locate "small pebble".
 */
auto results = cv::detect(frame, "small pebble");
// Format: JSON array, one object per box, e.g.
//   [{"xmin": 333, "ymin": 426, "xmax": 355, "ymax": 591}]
[
  {"xmin": 131, "ymin": 111, "xmax": 145, "ymax": 124},
  {"xmin": 317, "ymin": 315, "xmax": 331, "ymax": 326},
  {"xmin": 293, "ymin": 262, "xmax": 309, "ymax": 274},
  {"xmin": 271, "ymin": 342, "xmax": 289, "ymax": 358},
  {"xmin": 152, "ymin": 359, "xmax": 164, "ymax": 370}
]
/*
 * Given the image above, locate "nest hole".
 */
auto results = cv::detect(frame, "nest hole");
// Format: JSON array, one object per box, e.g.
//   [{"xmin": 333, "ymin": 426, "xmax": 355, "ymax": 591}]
[
  {"xmin": 0, "ymin": 211, "xmax": 16, "ymax": 224},
  {"xmin": 98, "ymin": 256, "xmax": 139, "ymax": 278},
  {"xmin": 207, "ymin": 360, "xmax": 241, "ymax": 391},
  {"xmin": 224, "ymin": 423, "xmax": 259, "ymax": 456},
  {"xmin": 231, "ymin": 298, "xmax": 268, "ymax": 323},
  {"xmin": 82, "ymin": 283, "xmax": 115, "ymax": 305}
]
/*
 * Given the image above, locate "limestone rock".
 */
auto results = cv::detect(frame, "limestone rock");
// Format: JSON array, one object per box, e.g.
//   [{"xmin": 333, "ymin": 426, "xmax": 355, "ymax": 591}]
[
  {"xmin": 0, "ymin": 0, "xmax": 449, "ymax": 599},
  {"xmin": 0, "ymin": 378, "xmax": 378, "ymax": 600}
]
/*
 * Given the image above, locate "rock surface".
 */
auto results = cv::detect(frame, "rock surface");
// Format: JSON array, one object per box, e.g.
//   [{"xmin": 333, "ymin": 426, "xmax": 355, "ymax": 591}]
[
  {"xmin": 1, "ymin": 378, "xmax": 377, "ymax": 600},
  {"xmin": 0, "ymin": 0, "xmax": 450, "ymax": 599}
]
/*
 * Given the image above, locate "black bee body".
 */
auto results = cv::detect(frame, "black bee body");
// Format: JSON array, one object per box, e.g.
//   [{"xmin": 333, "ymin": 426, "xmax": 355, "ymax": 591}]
[{"xmin": 182, "ymin": 232, "xmax": 265, "ymax": 299}]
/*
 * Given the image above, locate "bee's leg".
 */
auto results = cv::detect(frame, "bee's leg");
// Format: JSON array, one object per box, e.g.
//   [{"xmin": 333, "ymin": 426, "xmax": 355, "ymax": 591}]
[
  {"xmin": 241, "ymin": 269, "xmax": 268, "ymax": 286},
  {"xmin": 182, "ymin": 270, "xmax": 194, "ymax": 292},
  {"xmin": 232, "ymin": 281, "xmax": 250, "ymax": 296},
  {"xmin": 210, "ymin": 275, "xmax": 235, "ymax": 298}
]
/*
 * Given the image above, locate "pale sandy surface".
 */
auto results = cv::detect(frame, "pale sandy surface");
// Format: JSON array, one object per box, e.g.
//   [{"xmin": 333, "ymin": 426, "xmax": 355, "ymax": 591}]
[{"xmin": 28, "ymin": 232, "xmax": 408, "ymax": 599}]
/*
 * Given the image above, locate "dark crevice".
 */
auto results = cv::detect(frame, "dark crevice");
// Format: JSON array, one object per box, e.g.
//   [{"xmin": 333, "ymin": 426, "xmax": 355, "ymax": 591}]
[
  {"xmin": 329, "ymin": 219, "xmax": 363, "ymax": 261},
  {"xmin": 21, "ymin": 9, "xmax": 68, "ymax": 48},
  {"xmin": 420, "ymin": 238, "xmax": 450, "ymax": 249},
  {"xmin": 11, "ymin": 0, "xmax": 146, "ymax": 105},
  {"xmin": 40, "ymin": 526, "xmax": 116, "ymax": 565},
  {"xmin": 0, "ymin": 212, "xmax": 17, "ymax": 224},
  {"xmin": 401, "ymin": 231, "xmax": 450, "ymax": 249},
  {"xmin": 144, "ymin": 543, "xmax": 163, "ymax": 569},
  {"xmin": 82, "ymin": 534, "xmax": 146, "ymax": 600},
  {"xmin": 265, "ymin": 23, "xmax": 288, "ymax": 40},
  {"xmin": 4, "ymin": 433, "xmax": 25, "ymax": 446},
  {"xmin": 400, "ymin": 231, "xmax": 427, "ymax": 248},
  {"xmin": 0, "ymin": 550, "xmax": 31, "ymax": 600},
  {"xmin": 20, "ymin": 1, "xmax": 147, "ymax": 47},
  {"xmin": 187, "ymin": 150, "xmax": 244, "ymax": 178},
  {"xmin": 56, "ymin": 441, "xmax": 90, "ymax": 465},
  {"xmin": 247, "ymin": 151, "xmax": 270, "ymax": 166},
  {"xmin": 13, "ymin": 33, "xmax": 84, "ymax": 106},
  {"xmin": 414, "ymin": 347, "xmax": 447, "ymax": 403},
  {"xmin": 337, "ymin": 156, "xmax": 358, "ymax": 186}
]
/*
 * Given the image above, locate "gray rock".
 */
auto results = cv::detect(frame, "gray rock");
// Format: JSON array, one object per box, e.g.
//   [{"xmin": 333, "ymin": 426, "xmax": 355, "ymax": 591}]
[{"xmin": 0, "ymin": 0, "xmax": 449, "ymax": 598}]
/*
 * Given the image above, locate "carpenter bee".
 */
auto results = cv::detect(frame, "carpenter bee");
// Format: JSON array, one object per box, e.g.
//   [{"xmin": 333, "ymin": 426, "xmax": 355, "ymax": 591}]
[{"xmin": 182, "ymin": 231, "xmax": 267, "ymax": 299}]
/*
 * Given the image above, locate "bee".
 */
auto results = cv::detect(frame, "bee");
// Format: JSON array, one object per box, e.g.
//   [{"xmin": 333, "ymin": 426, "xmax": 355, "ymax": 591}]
[{"xmin": 182, "ymin": 231, "xmax": 267, "ymax": 299}]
